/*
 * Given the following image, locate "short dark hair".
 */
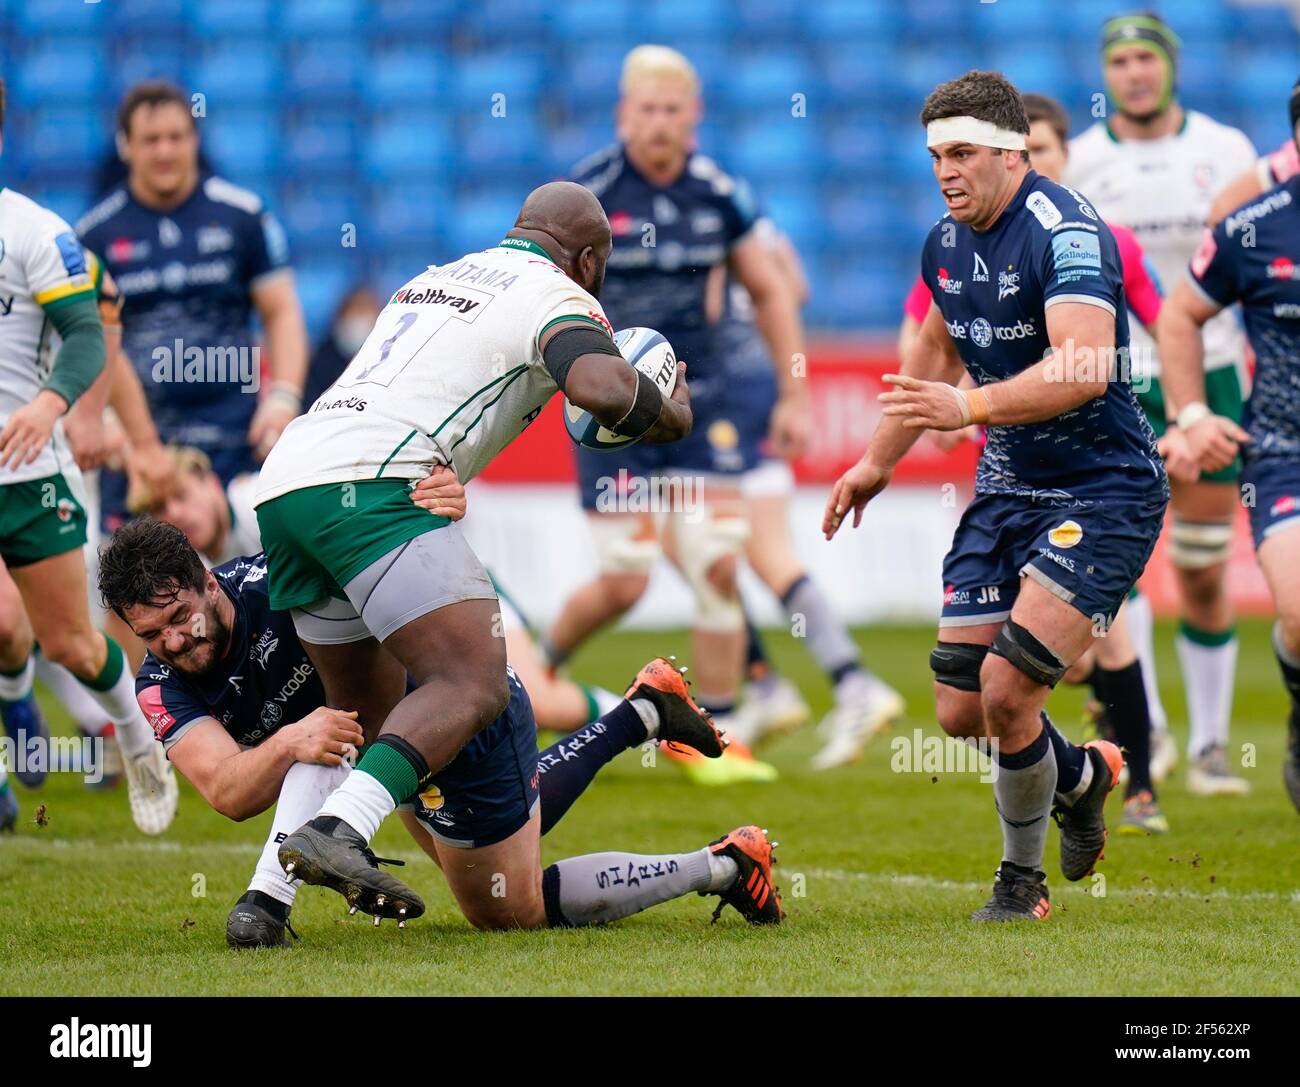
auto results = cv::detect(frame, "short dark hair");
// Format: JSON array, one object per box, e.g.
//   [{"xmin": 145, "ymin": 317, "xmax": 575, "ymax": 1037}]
[
  {"xmin": 116, "ymin": 81, "xmax": 193, "ymax": 138},
  {"xmin": 920, "ymin": 70, "xmax": 1030, "ymax": 158},
  {"xmin": 1022, "ymin": 92, "xmax": 1070, "ymax": 148},
  {"xmin": 98, "ymin": 518, "xmax": 207, "ymax": 619}
]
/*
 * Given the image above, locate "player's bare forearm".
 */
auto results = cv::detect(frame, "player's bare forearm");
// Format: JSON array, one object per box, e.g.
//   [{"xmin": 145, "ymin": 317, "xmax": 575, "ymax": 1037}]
[
  {"xmin": 1156, "ymin": 280, "xmax": 1216, "ymax": 416},
  {"xmin": 566, "ymin": 353, "xmax": 691, "ymax": 443},
  {"xmin": 977, "ymin": 301, "xmax": 1116, "ymax": 426},
  {"xmin": 108, "ymin": 350, "xmax": 163, "ymax": 451},
  {"xmin": 169, "ymin": 723, "xmax": 298, "ymax": 822},
  {"xmin": 732, "ymin": 236, "xmax": 805, "ymax": 397},
  {"xmin": 256, "ymin": 275, "xmax": 309, "ymax": 394},
  {"xmin": 868, "ymin": 304, "xmax": 964, "ymax": 469}
]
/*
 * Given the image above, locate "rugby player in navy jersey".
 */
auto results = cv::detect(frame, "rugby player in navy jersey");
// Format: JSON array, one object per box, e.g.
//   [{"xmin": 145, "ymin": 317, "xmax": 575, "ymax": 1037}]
[
  {"xmin": 77, "ymin": 81, "xmax": 308, "ymax": 533},
  {"xmin": 543, "ymin": 46, "xmax": 808, "ymax": 784},
  {"xmin": 1158, "ymin": 81, "xmax": 1300, "ymax": 810},
  {"xmin": 98, "ymin": 519, "xmax": 781, "ymax": 946},
  {"xmin": 825, "ymin": 72, "xmax": 1168, "ymax": 921}
]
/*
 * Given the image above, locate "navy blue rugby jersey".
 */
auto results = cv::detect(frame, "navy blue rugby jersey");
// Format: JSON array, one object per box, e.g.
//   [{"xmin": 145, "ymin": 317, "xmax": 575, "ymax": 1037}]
[
  {"xmin": 136, "ymin": 553, "xmax": 323, "ymax": 752},
  {"xmin": 571, "ymin": 144, "xmax": 759, "ymax": 381},
  {"xmin": 1187, "ymin": 175, "xmax": 1300, "ymax": 460},
  {"xmin": 920, "ymin": 171, "xmax": 1166, "ymax": 503}
]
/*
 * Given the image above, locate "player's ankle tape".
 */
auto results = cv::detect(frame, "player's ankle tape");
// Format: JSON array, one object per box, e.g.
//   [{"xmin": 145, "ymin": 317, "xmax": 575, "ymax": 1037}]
[{"xmin": 356, "ymin": 736, "xmax": 430, "ymax": 805}]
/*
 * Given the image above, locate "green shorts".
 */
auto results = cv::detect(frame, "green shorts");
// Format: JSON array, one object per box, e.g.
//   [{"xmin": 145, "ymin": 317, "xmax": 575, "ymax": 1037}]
[
  {"xmin": 255, "ymin": 479, "xmax": 450, "ymax": 611},
  {"xmin": 1137, "ymin": 365, "xmax": 1245, "ymax": 484},
  {"xmin": 0, "ymin": 472, "xmax": 88, "ymax": 567}
]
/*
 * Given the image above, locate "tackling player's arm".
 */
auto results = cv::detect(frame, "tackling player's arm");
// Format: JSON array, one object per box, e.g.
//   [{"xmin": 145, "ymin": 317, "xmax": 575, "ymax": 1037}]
[
  {"xmin": 882, "ymin": 301, "xmax": 1116, "ymax": 431},
  {"xmin": 1158, "ymin": 280, "xmax": 1251, "ymax": 474},
  {"xmin": 730, "ymin": 234, "xmax": 809, "ymax": 457},
  {"xmin": 540, "ymin": 318, "xmax": 692, "ymax": 444},
  {"xmin": 248, "ymin": 273, "xmax": 310, "ymax": 458},
  {"xmin": 823, "ymin": 300, "xmax": 965, "ymax": 539},
  {"xmin": 166, "ymin": 707, "xmax": 364, "ymax": 822}
]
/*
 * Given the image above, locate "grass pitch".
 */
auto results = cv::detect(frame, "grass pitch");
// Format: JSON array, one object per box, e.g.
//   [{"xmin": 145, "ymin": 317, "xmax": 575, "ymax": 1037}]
[{"xmin": 2, "ymin": 620, "xmax": 1296, "ymax": 996}]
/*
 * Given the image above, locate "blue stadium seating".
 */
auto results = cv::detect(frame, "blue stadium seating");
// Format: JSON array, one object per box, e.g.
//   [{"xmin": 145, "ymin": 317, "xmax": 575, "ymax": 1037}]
[{"xmin": 5, "ymin": 0, "xmax": 1296, "ymax": 336}]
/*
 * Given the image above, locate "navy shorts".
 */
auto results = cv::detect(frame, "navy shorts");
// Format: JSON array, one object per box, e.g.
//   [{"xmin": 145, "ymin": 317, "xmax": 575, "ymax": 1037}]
[
  {"xmin": 1243, "ymin": 454, "xmax": 1300, "ymax": 550},
  {"xmin": 940, "ymin": 492, "xmax": 1167, "ymax": 628},
  {"xmin": 576, "ymin": 373, "xmax": 769, "ymax": 509},
  {"xmin": 408, "ymin": 668, "xmax": 540, "ymax": 849}
]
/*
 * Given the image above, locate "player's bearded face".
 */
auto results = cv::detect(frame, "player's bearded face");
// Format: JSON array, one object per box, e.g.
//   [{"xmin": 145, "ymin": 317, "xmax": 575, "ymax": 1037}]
[
  {"xmin": 124, "ymin": 103, "xmax": 199, "ymax": 200},
  {"xmin": 619, "ymin": 79, "xmax": 699, "ymax": 168},
  {"xmin": 1105, "ymin": 46, "xmax": 1170, "ymax": 122},
  {"xmin": 130, "ymin": 585, "xmax": 231, "ymax": 677},
  {"xmin": 931, "ymin": 143, "xmax": 1010, "ymax": 225}
]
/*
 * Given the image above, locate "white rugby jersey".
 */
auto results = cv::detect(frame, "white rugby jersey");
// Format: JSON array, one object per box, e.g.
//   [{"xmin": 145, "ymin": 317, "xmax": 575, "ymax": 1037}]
[
  {"xmin": 256, "ymin": 239, "xmax": 612, "ymax": 504},
  {"xmin": 1067, "ymin": 111, "xmax": 1257, "ymax": 377},
  {"xmin": 0, "ymin": 187, "xmax": 97, "ymax": 484}
]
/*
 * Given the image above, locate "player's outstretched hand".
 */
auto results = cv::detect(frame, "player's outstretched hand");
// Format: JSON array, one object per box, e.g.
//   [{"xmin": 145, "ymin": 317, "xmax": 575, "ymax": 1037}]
[
  {"xmin": 1185, "ymin": 413, "xmax": 1250, "ymax": 474},
  {"xmin": 1156, "ymin": 427, "xmax": 1200, "ymax": 484},
  {"xmin": 878, "ymin": 373, "xmax": 968, "ymax": 431},
  {"xmin": 410, "ymin": 464, "xmax": 467, "ymax": 521},
  {"xmin": 0, "ymin": 390, "xmax": 65, "ymax": 468},
  {"xmin": 823, "ymin": 459, "xmax": 891, "ymax": 540},
  {"xmin": 287, "ymin": 707, "xmax": 365, "ymax": 767}
]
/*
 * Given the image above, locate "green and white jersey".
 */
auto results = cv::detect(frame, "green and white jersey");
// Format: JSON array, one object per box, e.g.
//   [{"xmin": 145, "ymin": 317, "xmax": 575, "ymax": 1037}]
[
  {"xmin": 0, "ymin": 187, "xmax": 98, "ymax": 484},
  {"xmin": 256, "ymin": 239, "xmax": 611, "ymax": 504},
  {"xmin": 1066, "ymin": 111, "xmax": 1257, "ymax": 378}
]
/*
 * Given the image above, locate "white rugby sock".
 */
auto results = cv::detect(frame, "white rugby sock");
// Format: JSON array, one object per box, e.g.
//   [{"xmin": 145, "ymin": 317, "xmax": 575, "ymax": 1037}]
[
  {"xmin": 542, "ymin": 846, "xmax": 719, "ymax": 926},
  {"xmin": 249, "ymin": 761, "xmax": 352, "ymax": 906},
  {"xmin": 0, "ymin": 655, "xmax": 34, "ymax": 702},
  {"xmin": 1176, "ymin": 625, "xmax": 1237, "ymax": 757},
  {"xmin": 1123, "ymin": 592, "xmax": 1168, "ymax": 736},
  {"xmin": 317, "ymin": 770, "xmax": 395, "ymax": 842},
  {"xmin": 35, "ymin": 655, "xmax": 109, "ymax": 733}
]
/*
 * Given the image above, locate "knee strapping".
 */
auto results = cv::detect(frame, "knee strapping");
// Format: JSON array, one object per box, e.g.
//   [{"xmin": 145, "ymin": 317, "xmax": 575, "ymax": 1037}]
[
  {"xmin": 930, "ymin": 641, "xmax": 989, "ymax": 692},
  {"xmin": 670, "ymin": 509, "xmax": 749, "ymax": 632},
  {"xmin": 1169, "ymin": 517, "xmax": 1232, "ymax": 569},
  {"xmin": 989, "ymin": 619, "xmax": 1067, "ymax": 689},
  {"xmin": 587, "ymin": 515, "xmax": 661, "ymax": 575}
]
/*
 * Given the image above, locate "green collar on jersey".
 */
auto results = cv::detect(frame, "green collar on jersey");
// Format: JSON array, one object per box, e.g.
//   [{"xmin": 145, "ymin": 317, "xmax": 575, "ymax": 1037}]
[
  {"xmin": 498, "ymin": 236, "xmax": 556, "ymax": 263},
  {"xmin": 1104, "ymin": 108, "xmax": 1188, "ymax": 143}
]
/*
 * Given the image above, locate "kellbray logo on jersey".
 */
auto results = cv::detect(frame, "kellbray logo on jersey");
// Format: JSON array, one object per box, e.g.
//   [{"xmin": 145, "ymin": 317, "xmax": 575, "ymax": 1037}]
[
  {"xmin": 1048, "ymin": 520, "xmax": 1084, "ymax": 549},
  {"xmin": 937, "ymin": 266, "xmax": 963, "ymax": 294},
  {"xmin": 972, "ymin": 253, "xmax": 990, "ymax": 282},
  {"xmin": 390, "ymin": 285, "xmax": 483, "ymax": 314},
  {"xmin": 1027, "ymin": 192, "xmax": 1062, "ymax": 229},
  {"xmin": 998, "ymin": 266, "xmax": 1020, "ymax": 301}
]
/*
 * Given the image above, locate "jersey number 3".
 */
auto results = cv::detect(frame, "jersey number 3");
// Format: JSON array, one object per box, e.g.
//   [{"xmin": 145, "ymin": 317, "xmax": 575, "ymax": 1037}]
[{"xmin": 340, "ymin": 295, "xmax": 490, "ymax": 388}]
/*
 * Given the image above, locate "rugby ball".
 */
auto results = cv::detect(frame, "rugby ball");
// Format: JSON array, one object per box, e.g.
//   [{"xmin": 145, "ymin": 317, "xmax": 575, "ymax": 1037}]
[{"xmin": 563, "ymin": 326, "xmax": 677, "ymax": 451}]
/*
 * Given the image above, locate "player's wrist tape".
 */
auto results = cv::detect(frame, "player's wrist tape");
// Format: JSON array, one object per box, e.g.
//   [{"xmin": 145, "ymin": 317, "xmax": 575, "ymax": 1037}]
[
  {"xmin": 946, "ymin": 384, "xmax": 990, "ymax": 427},
  {"xmin": 1175, "ymin": 401, "xmax": 1211, "ymax": 431},
  {"xmin": 264, "ymin": 381, "xmax": 302, "ymax": 413},
  {"xmin": 610, "ymin": 369, "xmax": 663, "ymax": 438}
]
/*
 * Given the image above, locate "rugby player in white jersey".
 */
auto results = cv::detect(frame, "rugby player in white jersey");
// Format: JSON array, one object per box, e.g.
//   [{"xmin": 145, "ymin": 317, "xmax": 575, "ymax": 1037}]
[
  {"xmin": 253, "ymin": 182, "xmax": 703, "ymax": 920},
  {"xmin": 1066, "ymin": 11, "xmax": 1257, "ymax": 794},
  {"xmin": 0, "ymin": 79, "xmax": 177, "ymax": 833}
]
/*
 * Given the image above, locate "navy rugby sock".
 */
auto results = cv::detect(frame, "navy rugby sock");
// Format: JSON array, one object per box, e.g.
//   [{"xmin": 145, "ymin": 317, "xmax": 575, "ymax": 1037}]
[{"xmin": 538, "ymin": 700, "xmax": 649, "ymax": 835}]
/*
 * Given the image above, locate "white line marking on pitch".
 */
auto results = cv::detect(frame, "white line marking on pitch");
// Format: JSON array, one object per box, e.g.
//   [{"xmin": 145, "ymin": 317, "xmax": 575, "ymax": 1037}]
[{"xmin": 9, "ymin": 838, "xmax": 1298, "ymax": 904}]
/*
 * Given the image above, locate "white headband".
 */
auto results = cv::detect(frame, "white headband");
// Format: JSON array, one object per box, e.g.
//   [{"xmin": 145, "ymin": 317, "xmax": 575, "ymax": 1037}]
[{"xmin": 926, "ymin": 115, "xmax": 1026, "ymax": 151}]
